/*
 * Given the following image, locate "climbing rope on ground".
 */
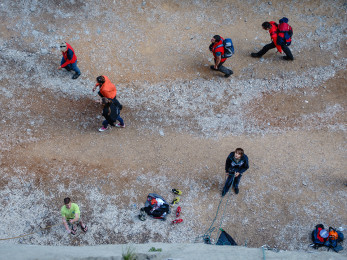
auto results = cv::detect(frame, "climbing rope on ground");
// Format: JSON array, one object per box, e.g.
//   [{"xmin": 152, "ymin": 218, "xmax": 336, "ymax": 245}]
[
  {"xmin": 0, "ymin": 223, "xmax": 59, "ymax": 241},
  {"xmin": 196, "ymin": 175, "xmax": 235, "ymax": 245}
]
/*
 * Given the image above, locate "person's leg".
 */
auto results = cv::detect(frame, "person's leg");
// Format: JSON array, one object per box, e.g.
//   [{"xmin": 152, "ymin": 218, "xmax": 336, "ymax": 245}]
[
  {"xmin": 79, "ymin": 219, "xmax": 87, "ymax": 232},
  {"xmin": 222, "ymin": 173, "xmax": 235, "ymax": 196},
  {"xmin": 232, "ymin": 174, "xmax": 242, "ymax": 194},
  {"xmin": 71, "ymin": 61, "xmax": 81, "ymax": 75},
  {"xmin": 252, "ymin": 42, "xmax": 276, "ymax": 57},
  {"xmin": 281, "ymin": 45, "xmax": 294, "ymax": 60},
  {"xmin": 71, "ymin": 61, "xmax": 81, "ymax": 79},
  {"xmin": 115, "ymin": 115, "xmax": 125, "ymax": 128},
  {"xmin": 102, "ymin": 120, "xmax": 109, "ymax": 127},
  {"xmin": 218, "ymin": 62, "xmax": 233, "ymax": 77}
]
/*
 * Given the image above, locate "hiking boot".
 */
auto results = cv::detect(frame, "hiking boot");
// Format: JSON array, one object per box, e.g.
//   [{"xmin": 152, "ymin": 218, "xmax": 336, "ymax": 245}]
[
  {"xmin": 234, "ymin": 187, "xmax": 239, "ymax": 194},
  {"xmin": 224, "ymin": 71, "xmax": 234, "ymax": 78},
  {"xmin": 210, "ymin": 65, "xmax": 218, "ymax": 71},
  {"xmin": 72, "ymin": 73, "xmax": 80, "ymax": 79},
  {"xmin": 282, "ymin": 56, "xmax": 294, "ymax": 61},
  {"xmin": 115, "ymin": 123, "xmax": 125, "ymax": 128},
  {"xmin": 251, "ymin": 53, "xmax": 261, "ymax": 58},
  {"xmin": 98, "ymin": 126, "xmax": 109, "ymax": 132}
]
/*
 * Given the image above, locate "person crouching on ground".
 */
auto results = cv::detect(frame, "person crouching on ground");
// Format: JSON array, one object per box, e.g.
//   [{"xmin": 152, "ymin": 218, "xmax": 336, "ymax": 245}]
[
  {"xmin": 222, "ymin": 148, "xmax": 249, "ymax": 196},
  {"xmin": 93, "ymin": 75, "xmax": 117, "ymax": 103},
  {"xmin": 99, "ymin": 97, "xmax": 125, "ymax": 132},
  {"xmin": 61, "ymin": 197, "xmax": 87, "ymax": 235},
  {"xmin": 209, "ymin": 35, "xmax": 233, "ymax": 78},
  {"xmin": 57, "ymin": 42, "xmax": 81, "ymax": 79}
]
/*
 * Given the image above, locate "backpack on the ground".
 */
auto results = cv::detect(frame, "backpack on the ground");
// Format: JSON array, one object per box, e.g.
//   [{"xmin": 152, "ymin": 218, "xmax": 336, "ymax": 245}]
[
  {"xmin": 222, "ymin": 38, "xmax": 235, "ymax": 58},
  {"xmin": 277, "ymin": 17, "xmax": 293, "ymax": 46},
  {"xmin": 311, "ymin": 224, "xmax": 344, "ymax": 252}
]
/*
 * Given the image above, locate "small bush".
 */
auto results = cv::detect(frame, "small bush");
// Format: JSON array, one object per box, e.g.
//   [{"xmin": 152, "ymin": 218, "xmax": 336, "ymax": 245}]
[
  {"xmin": 122, "ymin": 245, "xmax": 137, "ymax": 260},
  {"xmin": 148, "ymin": 247, "xmax": 162, "ymax": 252}
]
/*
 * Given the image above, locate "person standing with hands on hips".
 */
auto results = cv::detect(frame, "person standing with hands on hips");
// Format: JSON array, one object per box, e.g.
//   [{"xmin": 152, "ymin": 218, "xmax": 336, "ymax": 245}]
[{"xmin": 222, "ymin": 148, "xmax": 249, "ymax": 196}]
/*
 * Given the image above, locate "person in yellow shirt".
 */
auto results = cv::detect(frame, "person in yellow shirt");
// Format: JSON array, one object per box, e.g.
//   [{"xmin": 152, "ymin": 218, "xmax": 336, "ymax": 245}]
[{"xmin": 61, "ymin": 197, "xmax": 88, "ymax": 235}]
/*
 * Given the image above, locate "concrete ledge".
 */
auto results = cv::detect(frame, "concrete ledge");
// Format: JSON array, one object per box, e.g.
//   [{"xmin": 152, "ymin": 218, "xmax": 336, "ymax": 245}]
[{"xmin": 0, "ymin": 243, "xmax": 345, "ymax": 260}]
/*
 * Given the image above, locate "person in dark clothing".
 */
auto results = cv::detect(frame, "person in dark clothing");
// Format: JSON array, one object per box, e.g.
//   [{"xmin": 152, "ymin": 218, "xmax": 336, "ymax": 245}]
[
  {"xmin": 222, "ymin": 148, "xmax": 249, "ymax": 196},
  {"xmin": 98, "ymin": 97, "xmax": 125, "ymax": 132},
  {"xmin": 209, "ymin": 35, "xmax": 233, "ymax": 77},
  {"xmin": 251, "ymin": 19, "xmax": 294, "ymax": 61}
]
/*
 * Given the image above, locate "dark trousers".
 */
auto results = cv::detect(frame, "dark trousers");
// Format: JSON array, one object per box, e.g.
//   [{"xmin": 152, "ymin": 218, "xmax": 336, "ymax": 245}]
[
  {"xmin": 222, "ymin": 173, "xmax": 242, "ymax": 195},
  {"xmin": 257, "ymin": 42, "xmax": 293, "ymax": 60},
  {"xmin": 212, "ymin": 61, "xmax": 233, "ymax": 76},
  {"xmin": 102, "ymin": 116, "xmax": 124, "ymax": 127}
]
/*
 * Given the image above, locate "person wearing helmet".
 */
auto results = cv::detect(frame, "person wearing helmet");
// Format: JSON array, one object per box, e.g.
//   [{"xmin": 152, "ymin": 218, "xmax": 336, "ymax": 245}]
[{"xmin": 58, "ymin": 41, "xmax": 81, "ymax": 79}]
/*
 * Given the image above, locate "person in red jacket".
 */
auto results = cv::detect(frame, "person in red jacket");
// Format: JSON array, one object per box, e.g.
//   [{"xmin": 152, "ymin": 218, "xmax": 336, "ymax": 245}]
[
  {"xmin": 209, "ymin": 35, "xmax": 233, "ymax": 78},
  {"xmin": 58, "ymin": 42, "xmax": 81, "ymax": 79},
  {"xmin": 251, "ymin": 21, "xmax": 294, "ymax": 60},
  {"xmin": 93, "ymin": 75, "xmax": 117, "ymax": 101}
]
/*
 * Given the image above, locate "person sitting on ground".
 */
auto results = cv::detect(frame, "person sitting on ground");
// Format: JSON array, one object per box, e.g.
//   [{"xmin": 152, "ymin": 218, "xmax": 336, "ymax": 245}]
[
  {"xmin": 61, "ymin": 197, "xmax": 87, "ymax": 235},
  {"xmin": 93, "ymin": 75, "xmax": 117, "ymax": 103},
  {"xmin": 222, "ymin": 148, "xmax": 249, "ymax": 196},
  {"xmin": 209, "ymin": 35, "xmax": 233, "ymax": 78},
  {"xmin": 99, "ymin": 97, "xmax": 125, "ymax": 132},
  {"xmin": 251, "ymin": 18, "xmax": 294, "ymax": 60},
  {"xmin": 57, "ymin": 42, "xmax": 81, "ymax": 79}
]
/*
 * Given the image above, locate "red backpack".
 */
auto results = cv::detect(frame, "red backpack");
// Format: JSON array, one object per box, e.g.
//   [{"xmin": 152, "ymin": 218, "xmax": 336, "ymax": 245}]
[{"xmin": 277, "ymin": 17, "xmax": 293, "ymax": 46}]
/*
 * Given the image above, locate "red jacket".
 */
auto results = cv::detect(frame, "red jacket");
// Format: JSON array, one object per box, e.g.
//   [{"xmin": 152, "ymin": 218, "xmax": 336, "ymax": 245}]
[
  {"xmin": 95, "ymin": 75, "xmax": 117, "ymax": 99},
  {"xmin": 212, "ymin": 38, "xmax": 227, "ymax": 63},
  {"xmin": 269, "ymin": 21, "xmax": 282, "ymax": 53},
  {"xmin": 61, "ymin": 42, "xmax": 77, "ymax": 67}
]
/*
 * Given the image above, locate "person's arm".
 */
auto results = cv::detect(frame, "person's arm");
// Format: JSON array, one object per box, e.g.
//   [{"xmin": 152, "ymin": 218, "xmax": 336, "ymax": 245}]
[
  {"xmin": 238, "ymin": 155, "xmax": 249, "ymax": 174},
  {"xmin": 225, "ymin": 156, "xmax": 231, "ymax": 173},
  {"xmin": 62, "ymin": 217, "xmax": 71, "ymax": 232},
  {"xmin": 93, "ymin": 83, "xmax": 101, "ymax": 92},
  {"xmin": 214, "ymin": 54, "xmax": 221, "ymax": 69},
  {"xmin": 271, "ymin": 34, "xmax": 283, "ymax": 53},
  {"xmin": 69, "ymin": 213, "xmax": 80, "ymax": 224},
  {"xmin": 61, "ymin": 49, "xmax": 74, "ymax": 67}
]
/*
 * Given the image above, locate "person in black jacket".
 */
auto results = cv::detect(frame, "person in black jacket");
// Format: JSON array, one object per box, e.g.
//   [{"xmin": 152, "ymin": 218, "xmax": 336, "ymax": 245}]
[
  {"xmin": 222, "ymin": 148, "xmax": 249, "ymax": 196},
  {"xmin": 98, "ymin": 97, "xmax": 125, "ymax": 132}
]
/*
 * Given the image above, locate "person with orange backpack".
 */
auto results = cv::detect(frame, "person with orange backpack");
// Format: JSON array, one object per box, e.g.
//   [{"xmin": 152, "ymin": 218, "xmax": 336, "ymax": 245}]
[
  {"xmin": 209, "ymin": 35, "xmax": 233, "ymax": 78},
  {"xmin": 57, "ymin": 42, "xmax": 81, "ymax": 79},
  {"xmin": 251, "ymin": 17, "xmax": 294, "ymax": 61}
]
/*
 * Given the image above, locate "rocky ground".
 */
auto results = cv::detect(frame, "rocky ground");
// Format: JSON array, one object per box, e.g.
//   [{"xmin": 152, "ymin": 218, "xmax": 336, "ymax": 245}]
[{"xmin": 0, "ymin": 0, "xmax": 346, "ymax": 256}]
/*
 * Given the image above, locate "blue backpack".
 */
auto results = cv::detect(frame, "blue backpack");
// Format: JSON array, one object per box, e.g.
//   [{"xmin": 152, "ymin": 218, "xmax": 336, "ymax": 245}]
[{"xmin": 222, "ymin": 38, "xmax": 235, "ymax": 58}]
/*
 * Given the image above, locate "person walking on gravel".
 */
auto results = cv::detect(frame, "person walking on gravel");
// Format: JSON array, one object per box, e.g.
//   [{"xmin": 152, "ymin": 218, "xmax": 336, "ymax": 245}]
[
  {"xmin": 222, "ymin": 148, "xmax": 249, "ymax": 196},
  {"xmin": 98, "ymin": 97, "xmax": 125, "ymax": 132},
  {"xmin": 61, "ymin": 197, "xmax": 88, "ymax": 235},
  {"xmin": 251, "ymin": 18, "xmax": 294, "ymax": 61},
  {"xmin": 209, "ymin": 35, "xmax": 233, "ymax": 78},
  {"xmin": 93, "ymin": 75, "xmax": 117, "ymax": 102},
  {"xmin": 58, "ymin": 42, "xmax": 81, "ymax": 79}
]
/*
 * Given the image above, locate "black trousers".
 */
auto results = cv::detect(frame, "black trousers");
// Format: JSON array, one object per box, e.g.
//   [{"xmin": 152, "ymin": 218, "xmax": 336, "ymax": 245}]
[
  {"xmin": 257, "ymin": 42, "xmax": 293, "ymax": 60},
  {"xmin": 212, "ymin": 60, "xmax": 233, "ymax": 76},
  {"xmin": 222, "ymin": 173, "xmax": 242, "ymax": 196}
]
